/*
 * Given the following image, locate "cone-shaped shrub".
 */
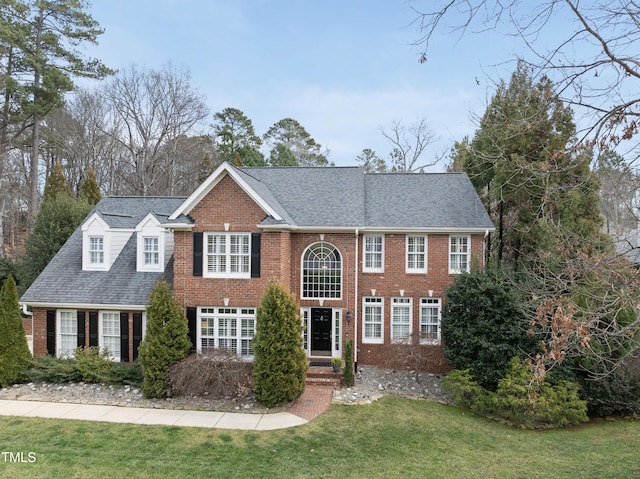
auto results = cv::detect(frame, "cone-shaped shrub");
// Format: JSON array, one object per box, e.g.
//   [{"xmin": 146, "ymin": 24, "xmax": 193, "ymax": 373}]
[
  {"xmin": 253, "ymin": 280, "xmax": 308, "ymax": 407},
  {"xmin": 138, "ymin": 280, "xmax": 191, "ymax": 398},
  {"xmin": 0, "ymin": 275, "xmax": 32, "ymax": 386}
]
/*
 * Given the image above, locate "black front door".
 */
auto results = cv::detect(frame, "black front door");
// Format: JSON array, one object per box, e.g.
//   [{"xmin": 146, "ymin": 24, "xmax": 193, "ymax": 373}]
[{"xmin": 311, "ymin": 308, "xmax": 332, "ymax": 354}]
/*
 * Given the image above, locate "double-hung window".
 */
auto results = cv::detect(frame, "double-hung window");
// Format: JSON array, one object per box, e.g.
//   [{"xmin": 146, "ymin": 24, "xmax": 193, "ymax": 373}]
[
  {"xmin": 143, "ymin": 237, "xmax": 159, "ymax": 266},
  {"xmin": 391, "ymin": 297, "xmax": 412, "ymax": 342},
  {"xmin": 406, "ymin": 235, "xmax": 427, "ymax": 273},
  {"xmin": 58, "ymin": 310, "xmax": 77, "ymax": 358},
  {"xmin": 363, "ymin": 235, "xmax": 384, "ymax": 272},
  {"xmin": 363, "ymin": 297, "xmax": 384, "ymax": 343},
  {"xmin": 420, "ymin": 298, "xmax": 441, "ymax": 344},
  {"xmin": 89, "ymin": 236, "xmax": 104, "ymax": 265},
  {"xmin": 199, "ymin": 307, "xmax": 256, "ymax": 357},
  {"xmin": 205, "ymin": 233, "xmax": 250, "ymax": 277},
  {"xmin": 449, "ymin": 235, "xmax": 470, "ymax": 274},
  {"xmin": 100, "ymin": 311, "xmax": 120, "ymax": 361}
]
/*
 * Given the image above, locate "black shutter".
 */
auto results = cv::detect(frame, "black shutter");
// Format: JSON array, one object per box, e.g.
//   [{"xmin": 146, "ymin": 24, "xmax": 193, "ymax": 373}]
[
  {"xmin": 120, "ymin": 312, "xmax": 129, "ymax": 362},
  {"xmin": 89, "ymin": 312, "xmax": 98, "ymax": 347},
  {"xmin": 186, "ymin": 307, "xmax": 197, "ymax": 352},
  {"xmin": 251, "ymin": 232, "xmax": 261, "ymax": 278},
  {"xmin": 193, "ymin": 232, "xmax": 203, "ymax": 277},
  {"xmin": 77, "ymin": 311, "xmax": 86, "ymax": 349},
  {"xmin": 132, "ymin": 313, "xmax": 143, "ymax": 361},
  {"xmin": 46, "ymin": 310, "xmax": 56, "ymax": 356}
]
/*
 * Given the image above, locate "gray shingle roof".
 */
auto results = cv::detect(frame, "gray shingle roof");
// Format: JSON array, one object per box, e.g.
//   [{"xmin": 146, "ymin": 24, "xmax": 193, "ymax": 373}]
[
  {"xmin": 238, "ymin": 166, "xmax": 494, "ymax": 230},
  {"xmin": 20, "ymin": 197, "xmax": 185, "ymax": 308},
  {"xmin": 21, "ymin": 167, "xmax": 494, "ymax": 308}
]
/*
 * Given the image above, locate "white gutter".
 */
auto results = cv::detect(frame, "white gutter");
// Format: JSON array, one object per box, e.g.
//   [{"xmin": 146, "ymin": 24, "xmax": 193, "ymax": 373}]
[
  {"xmin": 20, "ymin": 302, "xmax": 148, "ymax": 311},
  {"xmin": 22, "ymin": 303, "xmax": 33, "ymax": 317}
]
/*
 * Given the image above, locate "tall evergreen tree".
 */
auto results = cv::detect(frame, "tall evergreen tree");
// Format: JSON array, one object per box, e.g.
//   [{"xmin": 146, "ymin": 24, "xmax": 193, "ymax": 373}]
[
  {"xmin": 263, "ymin": 118, "xmax": 329, "ymax": 167},
  {"xmin": 0, "ymin": 0, "xmax": 112, "ymax": 221},
  {"xmin": 42, "ymin": 161, "xmax": 70, "ymax": 202},
  {"xmin": 0, "ymin": 275, "xmax": 31, "ymax": 386},
  {"xmin": 212, "ymin": 107, "xmax": 265, "ymax": 165},
  {"xmin": 79, "ymin": 167, "xmax": 102, "ymax": 205},
  {"xmin": 138, "ymin": 280, "xmax": 191, "ymax": 398},
  {"xmin": 252, "ymin": 280, "xmax": 308, "ymax": 407},
  {"xmin": 19, "ymin": 165, "xmax": 91, "ymax": 292},
  {"xmin": 464, "ymin": 61, "xmax": 604, "ymax": 267}
]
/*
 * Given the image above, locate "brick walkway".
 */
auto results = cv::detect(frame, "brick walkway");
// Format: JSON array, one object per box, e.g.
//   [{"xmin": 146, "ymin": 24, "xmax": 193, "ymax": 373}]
[{"xmin": 287, "ymin": 385, "xmax": 334, "ymax": 421}]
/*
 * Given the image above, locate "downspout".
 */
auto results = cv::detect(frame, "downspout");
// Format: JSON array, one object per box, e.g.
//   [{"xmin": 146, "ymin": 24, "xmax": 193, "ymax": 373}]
[
  {"xmin": 354, "ymin": 228, "xmax": 359, "ymax": 371},
  {"xmin": 483, "ymin": 229, "xmax": 490, "ymax": 268}
]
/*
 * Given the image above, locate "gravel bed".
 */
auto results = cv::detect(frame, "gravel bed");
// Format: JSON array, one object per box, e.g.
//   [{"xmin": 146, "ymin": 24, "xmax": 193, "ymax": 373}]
[{"xmin": 0, "ymin": 367, "xmax": 450, "ymax": 413}]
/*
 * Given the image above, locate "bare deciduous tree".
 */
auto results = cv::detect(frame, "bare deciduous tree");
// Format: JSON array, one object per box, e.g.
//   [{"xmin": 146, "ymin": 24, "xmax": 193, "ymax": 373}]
[
  {"xmin": 103, "ymin": 64, "xmax": 210, "ymax": 195},
  {"xmin": 411, "ymin": 1, "xmax": 640, "ymax": 157},
  {"xmin": 381, "ymin": 118, "xmax": 439, "ymax": 172}
]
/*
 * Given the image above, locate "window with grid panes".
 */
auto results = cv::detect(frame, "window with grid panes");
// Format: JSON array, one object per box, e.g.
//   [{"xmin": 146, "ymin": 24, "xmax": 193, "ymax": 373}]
[
  {"xmin": 302, "ymin": 242, "xmax": 341, "ymax": 299},
  {"xmin": 420, "ymin": 298, "xmax": 441, "ymax": 343},
  {"xmin": 58, "ymin": 310, "xmax": 77, "ymax": 357},
  {"xmin": 391, "ymin": 297, "xmax": 412, "ymax": 342},
  {"xmin": 363, "ymin": 297, "xmax": 384, "ymax": 343}
]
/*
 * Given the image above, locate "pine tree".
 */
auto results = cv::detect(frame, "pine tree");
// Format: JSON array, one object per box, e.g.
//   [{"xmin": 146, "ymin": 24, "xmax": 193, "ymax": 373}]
[
  {"xmin": 42, "ymin": 161, "xmax": 71, "ymax": 203},
  {"xmin": 79, "ymin": 167, "xmax": 102, "ymax": 205},
  {"xmin": 0, "ymin": 275, "xmax": 32, "ymax": 386},
  {"xmin": 138, "ymin": 280, "xmax": 192, "ymax": 398},
  {"xmin": 252, "ymin": 280, "xmax": 308, "ymax": 407}
]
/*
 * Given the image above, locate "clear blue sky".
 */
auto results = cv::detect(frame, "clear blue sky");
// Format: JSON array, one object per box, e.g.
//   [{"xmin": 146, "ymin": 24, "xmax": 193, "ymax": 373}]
[{"xmin": 84, "ymin": 1, "xmax": 521, "ymax": 168}]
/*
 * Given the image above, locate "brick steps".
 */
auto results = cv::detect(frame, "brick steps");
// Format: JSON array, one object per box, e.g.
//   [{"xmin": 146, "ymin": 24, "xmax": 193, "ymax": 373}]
[{"xmin": 306, "ymin": 365, "xmax": 342, "ymax": 388}]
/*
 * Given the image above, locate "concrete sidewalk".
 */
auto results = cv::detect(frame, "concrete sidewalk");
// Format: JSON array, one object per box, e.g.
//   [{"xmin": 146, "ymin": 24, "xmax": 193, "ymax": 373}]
[{"xmin": 0, "ymin": 399, "xmax": 308, "ymax": 430}]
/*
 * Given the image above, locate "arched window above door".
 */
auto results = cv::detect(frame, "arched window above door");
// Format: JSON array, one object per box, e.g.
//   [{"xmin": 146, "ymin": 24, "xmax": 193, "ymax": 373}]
[{"xmin": 302, "ymin": 242, "xmax": 342, "ymax": 299}]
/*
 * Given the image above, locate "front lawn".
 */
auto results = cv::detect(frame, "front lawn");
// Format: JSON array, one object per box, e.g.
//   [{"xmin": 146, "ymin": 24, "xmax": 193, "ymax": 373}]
[{"xmin": 0, "ymin": 398, "xmax": 638, "ymax": 478}]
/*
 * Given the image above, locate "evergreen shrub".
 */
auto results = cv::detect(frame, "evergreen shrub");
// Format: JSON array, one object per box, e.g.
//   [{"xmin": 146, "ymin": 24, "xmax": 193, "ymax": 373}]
[
  {"xmin": 444, "ymin": 358, "xmax": 588, "ymax": 428},
  {"xmin": 138, "ymin": 280, "xmax": 192, "ymax": 398},
  {"xmin": 252, "ymin": 280, "xmax": 308, "ymax": 407},
  {"xmin": 0, "ymin": 275, "xmax": 32, "ymax": 386},
  {"xmin": 442, "ymin": 268, "xmax": 538, "ymax": 391},
  {"xmin": 344, "ymin": 339, "xmax": 354, "ymax": 387},
  {"xmin": 74, "ymin": 347, "xmax": 113, "ymax": 383}
]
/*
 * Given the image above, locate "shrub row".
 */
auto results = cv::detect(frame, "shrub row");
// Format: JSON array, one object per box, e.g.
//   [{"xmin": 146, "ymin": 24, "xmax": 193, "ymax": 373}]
[
  {"xmin": 25, "ymin": 348, "xmax": 142, "ymax": 386},
  {"xmin": 443, "ymin": 357, "xmax": 588, "ymax": 429}
]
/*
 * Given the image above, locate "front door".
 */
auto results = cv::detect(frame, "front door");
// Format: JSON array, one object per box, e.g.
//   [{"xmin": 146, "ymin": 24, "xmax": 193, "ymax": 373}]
[{"xmin": 310, "ymin": 308, "xmax": 332, "ymax": 355}]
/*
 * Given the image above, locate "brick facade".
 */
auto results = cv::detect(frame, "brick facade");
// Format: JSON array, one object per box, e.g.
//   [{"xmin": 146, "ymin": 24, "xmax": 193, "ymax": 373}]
[{"xmin": 27, "ymin": 166, "xmax": 491, "ymax": 375}]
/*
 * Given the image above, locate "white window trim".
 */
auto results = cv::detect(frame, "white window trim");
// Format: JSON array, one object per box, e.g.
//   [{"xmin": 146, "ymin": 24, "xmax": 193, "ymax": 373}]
[
  {"xmin": 57, "ymin": 309, "xmax": 77, "ymax": 358},
  {"xmin": 363, "ymin": 234, "xmax": 384, "ymax": 273},
  {"xmin": 143, "ymin": 236, "xmax": 160, "ymax": 266},
  {"xmin": 362, "ymin": 297, "xmax": 384, "ymax": 344},
  {"xmin": 420, "ymin": 297, "xmax": 442, "ymax": 344},
  {"xmin": 204, "ymin": 232, "xmax": 251, "ymax": 278},
  {"xmin": 449, "ymin": 235, "xmax": 471, "ymax": 274},
  {"xmin": 301, "ymin": 242, "xmax": 342, "ymax": 300},
  {"xmin": 391, "ymin": 297, "xmax": 413, "ymax": 343},
  {"xmin": 406, "ymin": 235, "xmax": 428, "ymax": 273},
  {"xmin": 89, "ymin": 236, "xmax": 104, "ymax": 265},
  {"xmin": 198, "ymin": 306, "xmax": 256, "ymax": 358},
  {"xmin": 99, "ymin": 311, "xmax": 120, "ymax": 362}
]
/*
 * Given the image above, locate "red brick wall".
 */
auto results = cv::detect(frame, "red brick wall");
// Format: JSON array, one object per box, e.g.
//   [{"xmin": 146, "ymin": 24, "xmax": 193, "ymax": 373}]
[
  {"xmin": 169, "ymin": 175, "xmax": 487, "ymax": 373},
  {"xmin": 353, "ymin": 233, "xmax": 483, "ymax": 373},
  {"xmin": 32, "ymin": 308, "xmax": 47, "ymax": 358},
  {"xmin": 31, "ymin": 307, "xmax": 143, "ymax": 363}
]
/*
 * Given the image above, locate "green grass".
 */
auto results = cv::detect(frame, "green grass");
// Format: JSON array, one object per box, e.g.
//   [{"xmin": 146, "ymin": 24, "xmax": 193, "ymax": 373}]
[{"xmin": 0, "ymin": 398, "xmax": 638, "ymax": 478}]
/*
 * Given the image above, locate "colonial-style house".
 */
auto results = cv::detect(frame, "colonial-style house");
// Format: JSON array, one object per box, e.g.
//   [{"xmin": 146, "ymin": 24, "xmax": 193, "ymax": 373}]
[{"xmin": 21, "ymin": 162, "xmax": 494, "ymax": 373}]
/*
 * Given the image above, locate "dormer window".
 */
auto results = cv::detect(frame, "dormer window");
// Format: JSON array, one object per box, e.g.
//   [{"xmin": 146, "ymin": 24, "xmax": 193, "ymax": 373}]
[
  {"xmin": 144, "ymin": 237, "xmax": 159, "ymax": 266},
  {"xmin": 136, "ymin": 213, "xmax": 169, "ymax": 272},
  {"xmin": 89, "ymin": 236, "xmax": 104, "ymax": 265}
]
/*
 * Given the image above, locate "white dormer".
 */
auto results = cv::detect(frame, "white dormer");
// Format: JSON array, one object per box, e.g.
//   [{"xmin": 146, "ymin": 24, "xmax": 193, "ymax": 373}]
[
  {"xmin": 81, "ymin": 212, "xmax": 133, "ymax": 271},
  {"xmin": 82, "ymin": 213, "xmax": 110, "ymax": 271},
  {"xmin": 136, "ymin": 213, "xmax": 171, "ymax": 272}
]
